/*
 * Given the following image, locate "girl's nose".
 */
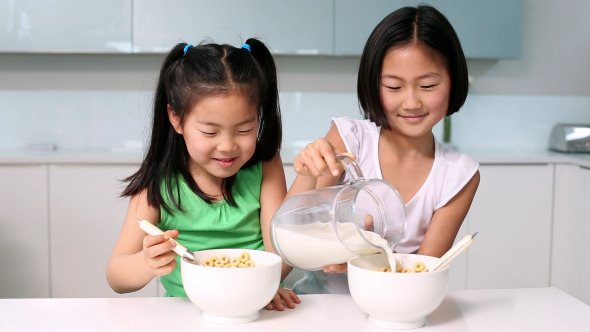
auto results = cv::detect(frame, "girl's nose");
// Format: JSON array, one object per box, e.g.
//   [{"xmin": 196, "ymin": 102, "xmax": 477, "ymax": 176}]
[
  {"xmin": 402, "ymin": 90, "xmax": 421, "ymax": 110},
  {"xmin": 217, "ymin": 136, "xmax": 237, "ymax": 152}
]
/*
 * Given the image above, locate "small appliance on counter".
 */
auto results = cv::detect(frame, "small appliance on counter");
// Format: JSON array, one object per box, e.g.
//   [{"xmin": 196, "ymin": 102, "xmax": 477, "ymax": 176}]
[{"xmin": 549, "ymin": 123, "xmax": 590, "ymax": 153}]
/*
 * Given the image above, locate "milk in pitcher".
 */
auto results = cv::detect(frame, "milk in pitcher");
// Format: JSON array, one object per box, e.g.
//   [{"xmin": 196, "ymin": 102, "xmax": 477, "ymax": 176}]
[{"xmin": 273, "ymin": 222, "xmax": 397, "ymax": 271}]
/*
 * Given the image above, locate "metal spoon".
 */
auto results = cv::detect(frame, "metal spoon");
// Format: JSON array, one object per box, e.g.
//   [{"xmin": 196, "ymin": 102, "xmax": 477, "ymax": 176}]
[{"xmin": 135, "ymin": 218, "xmax": 204, "ymax": 266}]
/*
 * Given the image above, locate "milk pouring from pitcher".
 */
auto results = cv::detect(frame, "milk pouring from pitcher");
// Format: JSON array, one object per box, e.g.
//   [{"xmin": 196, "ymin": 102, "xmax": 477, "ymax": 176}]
[{"xmin": 270, "ymin": 155, "xmax": 407, "ymax": 271}]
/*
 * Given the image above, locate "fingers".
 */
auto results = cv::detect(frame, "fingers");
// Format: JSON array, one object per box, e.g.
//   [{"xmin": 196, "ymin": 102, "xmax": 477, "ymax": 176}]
[
  {"xmin": 339, "ymin": 152, "xmax": 357, "ymax": 160},
  {"xmin": 294, "ymin": 138, "xmax": 346, "ymax": 177},
  {"xmin": 264, "ymin": 302, "xmax": 275, "ymax": 310},
  {"xmin": 292, "ymin": 158, "xmax": 310, "ymax": 175},
  {"xmin": 165, "ymin": 229, "xmax": 179, "ymax": 239},
  {"xmin": 279, "ymin": 288, "xmax": 301, "ymax": 309},
  {"xmin": 323, "ymin": 263, "xmax": 348, "ymax": 273},
  {"xmin": 267, "ymin": 293, "xmax": 284, "ymax": 311},
  {"xmin": 264, "ymin": 288, "xmax": 301, "ymax": 311},
  {"xmin": 142, "ymin": 233, "xmax": 178, "ymax": 276},
  {"xmin": 364, "ymin": 215, "xmax": 374, "ymax": 232}
]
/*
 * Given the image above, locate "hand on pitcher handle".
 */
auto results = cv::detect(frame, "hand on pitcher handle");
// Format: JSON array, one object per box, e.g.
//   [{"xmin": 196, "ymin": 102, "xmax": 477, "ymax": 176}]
[{"xmin": 293, "ymin": 138, "xmax": 354, "ymax": 178}]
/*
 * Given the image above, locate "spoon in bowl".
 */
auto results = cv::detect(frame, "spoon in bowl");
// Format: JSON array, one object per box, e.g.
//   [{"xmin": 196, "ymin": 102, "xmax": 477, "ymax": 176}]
[
  {"xmin": 430, "ymin": 232, "xmax": 478, "ymax": 272},
  {"xmin": 135, "ymin": 218, "xmax": 204, "ymax": 266}
]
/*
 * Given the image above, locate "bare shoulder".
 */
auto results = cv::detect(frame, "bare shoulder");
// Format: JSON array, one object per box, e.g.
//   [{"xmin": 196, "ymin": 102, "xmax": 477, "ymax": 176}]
[
  {"xmin": 128, "ymin": 188, "xmax": 160, "ymax": 222},
  {"xmin": 326, "ymin": 123, "xmax": 347, "ymax": 153},
  {"xmin": 261, "ymin": 153, "xmax": 287, "ymax": 193},
  {"xmin": 262, "ymin": 153, "xmax": 285, "ymax": 175}
]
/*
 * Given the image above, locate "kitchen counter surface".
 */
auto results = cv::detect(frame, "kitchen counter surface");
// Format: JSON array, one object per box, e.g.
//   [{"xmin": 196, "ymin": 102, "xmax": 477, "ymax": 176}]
[
  {"xmin": 1, "ymin": 147, "xmax": 590, "ymax": 167},
  {"xmin": 0, "ymin": 148, "xmax": 144, "ymax": 165},
  {"xmin": 1, "ymin": 287, "xmax": 588, "ymax": 331}
]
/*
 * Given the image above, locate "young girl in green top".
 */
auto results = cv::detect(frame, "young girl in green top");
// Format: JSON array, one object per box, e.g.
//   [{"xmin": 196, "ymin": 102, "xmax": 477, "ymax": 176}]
[{"xmin": 107, "ymin": 38, "xmax": 300, "ymax": 310}]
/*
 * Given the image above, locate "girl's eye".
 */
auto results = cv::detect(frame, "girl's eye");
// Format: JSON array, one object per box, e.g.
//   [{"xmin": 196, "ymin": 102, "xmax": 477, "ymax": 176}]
[
  {"xmin": 421, "ymin": 84, "xmax": 437, "ymax": 90},
  {"xmin": 238, "ymin": 129, "xmax": 253, "ymax": 134},
  {"xmin": 385, "ymin": 85, "xmax": 401, "ymax": 91},
  {"xmin": 200, "ymin": 131, "xmax": 216, "ymax": 136}
]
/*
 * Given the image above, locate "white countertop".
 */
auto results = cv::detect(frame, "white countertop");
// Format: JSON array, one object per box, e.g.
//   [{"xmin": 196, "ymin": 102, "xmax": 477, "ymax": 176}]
[
  {"xmin": 1, "ymin": 288, "xmax": 588, "ymax": 331},
  {"xmin": 1, "ymin": 147, "xmax": 590, "ymax": 167},
  {"xmin": 0, "ymin": 148, "xmax": 144, "ymax": 165}
]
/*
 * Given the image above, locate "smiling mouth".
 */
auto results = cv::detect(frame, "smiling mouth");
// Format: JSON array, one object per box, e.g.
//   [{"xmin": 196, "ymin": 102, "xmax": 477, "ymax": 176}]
[
  {"xmin": 214, "ymin": 157, "xmax": 237, "ymax": 167},
  {"xmin": 400, "ymin": 114, "xmax": 427, "ymax": 122},
  {"xmin": 401, "ymin": 113, "xmax": 427, "ymax": 118}
]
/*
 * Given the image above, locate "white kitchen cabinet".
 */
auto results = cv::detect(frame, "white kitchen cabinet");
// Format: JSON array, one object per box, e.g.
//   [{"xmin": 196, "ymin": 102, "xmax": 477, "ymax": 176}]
[
  {"xmin": 334, "ymin": 0, "xmax": 522, "ymax": 59},
  {"xmin": 0, "ymin": 159, "xmax": 575, "ymax": 299},
  {"xmin": 48, "ymin": 164, "xmax": 159, "ymax": 297},
  {"xmin": 133, "ymin": 0, "xmax": 333, "ymax": 55},
  {"xmin": 446, "ymin": 227, "xmax": 469, "ymax": 291},
  {"xmin": 459, "ymin": 164, "xmax": 553, "ymax": 290},
  {"xmin": 283, "ymin": 165, "xmax": 296, "ymax": 190},
  {"xmin": 0, "ymin": 0, "xmax": 132, "ymax": 53},
  {"xmin": 551, "ymin": 164, "xmax": 590, "ymax": 304},
  {"xmin": 0, "ymin": 165, "xmax": 50, "ymax": 298}
]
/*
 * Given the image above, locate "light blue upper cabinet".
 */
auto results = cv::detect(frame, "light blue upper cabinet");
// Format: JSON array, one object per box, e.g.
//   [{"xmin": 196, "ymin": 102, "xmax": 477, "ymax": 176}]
[
  {"xmin": 335, "ymin": 0, "xmax": 523, "ymax": 59},
  {"xmin": 0, "ymin": 0, "xmax": 521, "ymax": 58},
  {"xmin": 0, "ymin": 0, "xmax": 132, "ymax": 53},
  {"xmin": 133, "ymin": 0, "xmax": 334, "ymax": 55}
]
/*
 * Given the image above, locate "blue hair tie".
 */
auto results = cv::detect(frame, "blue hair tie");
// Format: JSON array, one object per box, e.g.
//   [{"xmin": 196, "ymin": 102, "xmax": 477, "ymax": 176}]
[
  {"xmin": 241, "ymin": 44, "xmax": 251, "ymax": 52},
  {"xmin": 183, "ymin": 44, "xmax": 193, "ymax": 55}
]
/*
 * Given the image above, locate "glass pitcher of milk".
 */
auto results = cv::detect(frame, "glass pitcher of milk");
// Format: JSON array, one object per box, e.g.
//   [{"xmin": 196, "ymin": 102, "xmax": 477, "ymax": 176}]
[{"xmin": 270, "ymin": 155, "xmax": 407, "ymax": 271}]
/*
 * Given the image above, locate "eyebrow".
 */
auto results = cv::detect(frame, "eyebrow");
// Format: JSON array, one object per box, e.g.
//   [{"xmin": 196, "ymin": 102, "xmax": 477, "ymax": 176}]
[
  {"xmin": 381, "ymin": 73, "xmax": 442, "ymax": 80},
  {"xmin": 197, "ymin": 116, "xmax": 257, "ymax": 127}
]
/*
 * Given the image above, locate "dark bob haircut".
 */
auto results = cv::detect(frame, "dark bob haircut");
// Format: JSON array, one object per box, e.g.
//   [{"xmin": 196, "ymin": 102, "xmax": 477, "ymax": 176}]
[{"xmin": 357, "ymin": 4, "xmax": 469, "ymax": 129}]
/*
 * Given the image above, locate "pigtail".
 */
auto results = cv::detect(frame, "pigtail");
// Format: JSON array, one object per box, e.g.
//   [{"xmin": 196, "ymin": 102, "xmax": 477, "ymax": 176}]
[
  {"xmin": 122, "ymin": 43, "xmax": 188, "ymax": 214},
  {"xmin": 244, "ymin": 38, "xmax": 282, "ymax": 162}
]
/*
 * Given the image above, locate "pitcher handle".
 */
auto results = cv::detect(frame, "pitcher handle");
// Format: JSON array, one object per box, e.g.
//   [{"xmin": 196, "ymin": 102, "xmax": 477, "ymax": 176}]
[{"xmin": 336, "ymin": 153, "xmax": 364, "ymax": 182}]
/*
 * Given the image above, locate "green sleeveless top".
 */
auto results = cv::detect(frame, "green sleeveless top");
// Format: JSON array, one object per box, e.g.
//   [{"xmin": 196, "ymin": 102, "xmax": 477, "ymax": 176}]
[{"xmin": 158, "ymin": 162, "xmax": 264, "ymax": 297}]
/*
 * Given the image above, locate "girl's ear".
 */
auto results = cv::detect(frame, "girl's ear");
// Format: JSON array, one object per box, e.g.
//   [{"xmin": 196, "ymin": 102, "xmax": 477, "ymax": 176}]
[{"xmin": 167, "ymin": 104, "xmax": 183, "ymax": 134}]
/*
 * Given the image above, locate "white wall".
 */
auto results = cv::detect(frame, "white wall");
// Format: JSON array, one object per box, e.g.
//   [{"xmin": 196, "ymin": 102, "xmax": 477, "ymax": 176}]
[
  {"xmin": 0, "ymin": 0, "xmax": 588, "ymax": 152},
  {"xmin": 467, "ymin": 0, "xmax": 590, "ymax": 96}
]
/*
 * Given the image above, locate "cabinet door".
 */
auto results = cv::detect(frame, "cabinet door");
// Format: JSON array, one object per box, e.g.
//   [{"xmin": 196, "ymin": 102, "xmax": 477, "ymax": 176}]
[
  {"xmin": 0, "ymin": 0, "xmax": 132, "ymax": 52},
  {"xmin": 462, "ymin": 164, "xmax": 553, "ymax": 289},
  {"xmin": 0, "ymin": 165, "xmax": 50, "ymax": 298},
  {"xmin": 334, "ymin": 0, "xmax": 522, "ymax": 59},
  {"xmin": 552, "ymin": 165, "xmax": 590, "ymax": 304},
  {"xmin": 133, "ymin": 0, "xmax": 333, "ymax": 55},
  {"xmin": 49, "ymin": 164, "xmax": 158, "ymax": 297},
  {"xmin": 283, "ymin": 165, "xmax": 297, "ymax": 190}
]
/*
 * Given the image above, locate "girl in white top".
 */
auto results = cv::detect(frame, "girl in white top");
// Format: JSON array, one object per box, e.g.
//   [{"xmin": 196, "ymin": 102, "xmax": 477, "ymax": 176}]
[{"xmin": 287, "ymin": 5, "xmax": 480, "ymax": 294}]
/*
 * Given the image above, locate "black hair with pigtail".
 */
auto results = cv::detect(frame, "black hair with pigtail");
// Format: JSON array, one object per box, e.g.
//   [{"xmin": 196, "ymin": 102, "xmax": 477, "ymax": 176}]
[{"xmin": 122, "ymin": 38, "xmax": 282, "ymax": 213}]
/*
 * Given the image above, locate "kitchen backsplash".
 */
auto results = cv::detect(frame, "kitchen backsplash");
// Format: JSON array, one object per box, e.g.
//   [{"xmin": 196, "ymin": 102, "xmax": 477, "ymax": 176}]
[{"xmin": 1, "ymin": 90, "xmax": 589, "ymax": 154}]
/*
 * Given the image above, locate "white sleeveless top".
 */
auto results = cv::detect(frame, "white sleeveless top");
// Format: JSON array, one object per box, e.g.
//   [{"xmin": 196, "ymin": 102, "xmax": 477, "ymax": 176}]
[{"xmin": 292, "ymin": 117, "xmax": 479, "ymax": 294}]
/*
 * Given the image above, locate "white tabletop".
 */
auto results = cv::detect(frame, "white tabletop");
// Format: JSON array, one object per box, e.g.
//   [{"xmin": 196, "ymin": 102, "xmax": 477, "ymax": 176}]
[{"xmin": 1, "ymin": 287, "xmax": 588, "ymax": 331}]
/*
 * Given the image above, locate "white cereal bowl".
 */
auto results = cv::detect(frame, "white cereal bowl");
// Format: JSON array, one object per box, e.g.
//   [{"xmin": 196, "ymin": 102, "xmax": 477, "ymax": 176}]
[
  {"xmin": 181, "ymin": 248, "xmax": 282, "ymax": 325},
  {"xmin": 348, "ymin": 253, "xmax": 449, "ymax": 329}
]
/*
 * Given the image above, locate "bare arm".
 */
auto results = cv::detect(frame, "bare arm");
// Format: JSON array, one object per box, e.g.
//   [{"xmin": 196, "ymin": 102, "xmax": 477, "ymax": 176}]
[
  {"xmin": 260, "ymin": 153, "xmax": 290, "ymax": 278},
  {"xmin": 106, "ymin": 190, "xmax": 178, "ymax": 293},
  {"xmin": 260, "ymin": 153, "xmax": 301, "ymax": 310},
  {"xmin": 418, "ymin": 171, "xmax": 480, "ymax": 257},
  {"xmin": 287, "ymin": 124, "xmax": 349, "ymax": 199}
]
